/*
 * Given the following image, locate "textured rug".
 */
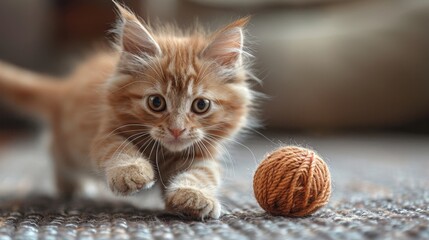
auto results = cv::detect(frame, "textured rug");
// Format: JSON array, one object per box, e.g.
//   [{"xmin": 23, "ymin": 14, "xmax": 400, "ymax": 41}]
[{"xmin": 0, "ymin": 133, "xmax": 428, "ymax": 239}]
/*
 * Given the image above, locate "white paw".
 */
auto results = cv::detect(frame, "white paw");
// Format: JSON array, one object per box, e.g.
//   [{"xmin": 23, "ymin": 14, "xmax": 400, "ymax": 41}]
[{"xmin": 166, "ymin": 188, "xmax": 221, "ymax": 220}]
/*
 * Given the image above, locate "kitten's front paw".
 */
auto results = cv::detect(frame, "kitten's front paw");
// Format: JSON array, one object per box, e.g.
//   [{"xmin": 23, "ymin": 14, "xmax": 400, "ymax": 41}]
[
  {"xmin": 106, "ymin": 160, "xmax": 155, "ymax": 195},
  {"xmin": 165, "ymin": 188, "xmax": 221, "ymax": 220}
]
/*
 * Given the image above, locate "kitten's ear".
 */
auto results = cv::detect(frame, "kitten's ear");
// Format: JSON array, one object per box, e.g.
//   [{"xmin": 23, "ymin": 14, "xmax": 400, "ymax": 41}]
[
  {"xmin": 113, "ymin": 1, "xmax": 161, "ymax": 57},
  {"xmin": 202, "ymin": 17, "xmax": 250, "ymax": 67}
]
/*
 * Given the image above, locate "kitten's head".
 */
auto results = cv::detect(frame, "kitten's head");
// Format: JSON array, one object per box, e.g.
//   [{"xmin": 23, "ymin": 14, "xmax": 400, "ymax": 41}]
[{"xmin": 107, "ymin": 4, "xmax": 256, "ymax": 153}]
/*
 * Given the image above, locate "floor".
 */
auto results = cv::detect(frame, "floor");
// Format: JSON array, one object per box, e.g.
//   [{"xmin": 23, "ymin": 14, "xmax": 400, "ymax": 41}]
[{"xmin": 0, "ymin": 132, "xmax": 428, "ymax": 239}]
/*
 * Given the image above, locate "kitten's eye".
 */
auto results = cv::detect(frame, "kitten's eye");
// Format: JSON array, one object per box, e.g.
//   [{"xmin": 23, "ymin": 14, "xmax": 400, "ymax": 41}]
[
  {"xmin": 192, "ymin": 98, "xmax": 210, "ymax": 114},
  {"xmin": 148, "ymin": 95, "xmax": 166, "ymax": 112}
]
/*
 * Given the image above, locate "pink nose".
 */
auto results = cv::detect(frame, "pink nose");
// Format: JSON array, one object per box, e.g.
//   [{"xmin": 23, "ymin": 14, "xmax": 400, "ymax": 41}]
[{"xmin": 168, "ymin": 128, "xmax": 186, "ymax": 139}]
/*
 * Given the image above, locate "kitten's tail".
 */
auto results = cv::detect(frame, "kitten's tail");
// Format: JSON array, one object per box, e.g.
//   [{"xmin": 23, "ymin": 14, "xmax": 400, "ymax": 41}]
[{"xmin": 0, "ymin": 61, "xmax": 65, "ymax": 118}]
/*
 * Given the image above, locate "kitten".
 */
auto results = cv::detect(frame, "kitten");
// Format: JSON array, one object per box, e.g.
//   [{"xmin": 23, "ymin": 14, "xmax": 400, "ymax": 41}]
[{"xmin": 0, "ymin": 3, "xmax": 256, "ymax": 219}]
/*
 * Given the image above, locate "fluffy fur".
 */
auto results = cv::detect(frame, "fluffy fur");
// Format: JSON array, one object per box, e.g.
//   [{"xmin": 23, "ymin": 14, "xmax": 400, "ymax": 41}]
[{"xmin": 0, "ymin": 4, "xmax": 256, "ymax": 219}]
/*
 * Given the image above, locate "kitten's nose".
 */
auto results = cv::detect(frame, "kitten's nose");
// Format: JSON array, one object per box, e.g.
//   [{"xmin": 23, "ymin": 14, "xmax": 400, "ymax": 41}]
[{"xmin": 168, "ymin": 128, "xmax": 186, "ymax": 139}]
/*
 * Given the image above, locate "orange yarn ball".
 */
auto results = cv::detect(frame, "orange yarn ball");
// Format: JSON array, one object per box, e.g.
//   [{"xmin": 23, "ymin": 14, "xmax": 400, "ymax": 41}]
[{"xmin": 253, "ymin": 146, "xmax": 331, "ymax": 217}]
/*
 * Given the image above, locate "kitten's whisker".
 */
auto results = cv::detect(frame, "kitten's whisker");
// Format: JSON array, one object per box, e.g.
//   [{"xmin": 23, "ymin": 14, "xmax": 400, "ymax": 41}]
[
  {"xmin": 201, "ymin": 122, "xmax": 228, "ymax": 130},
  {"xmin": 140, "ymin": 137, "xmax": 155, "ymax": 159},
  {"xmin": 99, "ymin": 124, "xmax": 150, "ymax": 142},
  {"xmin": 182, "ymin": 143, "xmax": 196, "ymax": 173},
  {"xmin": 114, "ymin": 133, "xmax": 150, "ymax": 161},
  {"xmin": 133, "ymin": 135, "xmax": 153, "ymax": 158},
  {"xmin": 206, "ymin": 134, "xmax": 258, "ymax": 167},
  {"xmin": 191, "ymin": 144, "xmax": 196, "ymax": 170},
  {"xmin": 136, "ymin": 138, "xmax": 155, "ymax": 177},
  {"xmin": 177, "ymin": 143, "xmax": 191, "ymax": 170},
  {"xmin": 202, "ymin": 138, "xmax": 235, "ymax": 178},
  {"xmin": 154, "ymin": 141, "xmax": 167, "ymax": 188},
  {"xmin": 160, "ymin": 142, "xmax": 166, "ymax": 162},
  {"xmin": 106, "ymin": 129, "xmax": 150, "ymax": 139},
  {"xmin": 111, "ymin": 132, "xmax": 146, "ymax": 160},
  {"xmin": 196, "ymin": 139, "xmax": 216, "ymax": 164},
  {"xmin": 213, "ymin": 141, "xmax": 234, "ymax": 175},
  {"xmin": 147, "ymin": 138, "xmax": 158, "ymax": 164},
  {"xmin": 100, "ymin": 124, "xmax": 139, "ymax": 140},
  {"xmin": 205, "ymin": 125, "xmax": 276, "ymax": 147},
  {"xmin": 248, "ymin": 129, "xmax": 277, "ymax": 146},
  {"xmin": 193, "ymin": 140, "xmax": 203, "ymax": 158},
  {"xmin": 110, "ymin": 132, "xmax": 148, "ymax": 166}
]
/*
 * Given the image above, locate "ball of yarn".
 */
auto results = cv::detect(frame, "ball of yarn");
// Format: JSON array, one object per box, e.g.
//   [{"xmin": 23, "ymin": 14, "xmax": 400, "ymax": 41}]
[{"xmin": 253, "ymin": 146, "xmax": 331, "ymax": 217}]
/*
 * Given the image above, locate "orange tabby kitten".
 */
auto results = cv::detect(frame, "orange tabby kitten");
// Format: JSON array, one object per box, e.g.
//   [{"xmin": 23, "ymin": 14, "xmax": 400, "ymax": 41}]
[{"xmin": 0, "ymin": 4, "xmax": 256, "ymax": 219}]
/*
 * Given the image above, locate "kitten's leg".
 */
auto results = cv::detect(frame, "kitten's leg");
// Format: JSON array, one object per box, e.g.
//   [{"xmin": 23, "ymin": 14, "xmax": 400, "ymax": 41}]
[
  {"xmin": 91, "ymin": 134, "xmax": 155, "ymax": 195},
  {"xmin": 165, "ymin": 160, "xmax": 221, "ymax": 219},
  {"xmin": 54, "ymin": 167, "xmax": 79, "ymax": 199},
  {"xmin": 51, "ymin": 146, "xmax": 79, "ymax": 199}
]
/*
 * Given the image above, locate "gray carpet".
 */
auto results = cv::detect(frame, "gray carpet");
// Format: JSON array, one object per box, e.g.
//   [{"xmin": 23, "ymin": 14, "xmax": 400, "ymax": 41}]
[{"xmin": 0, "ymin": 133, "xmax": 428, "ymax": 239}]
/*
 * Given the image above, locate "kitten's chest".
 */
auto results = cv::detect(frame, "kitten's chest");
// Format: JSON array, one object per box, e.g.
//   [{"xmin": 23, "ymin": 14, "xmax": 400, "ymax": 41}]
[{"xmin": 132, "ymin": 139, "xmax": 192, "ymax": 175}]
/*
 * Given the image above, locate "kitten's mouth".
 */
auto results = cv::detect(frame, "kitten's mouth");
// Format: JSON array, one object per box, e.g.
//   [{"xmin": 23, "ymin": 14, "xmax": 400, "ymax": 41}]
[
  {"xmin": 162, "ymin": 138, "xmax": 194, "ymax": 152},
  {"xmin": 166, "ymin": 138, "xmax": 186, "ymax": 145},
  {"xmin": 150, "ymin": 131, "xmax": 198, "ymax": 152}
]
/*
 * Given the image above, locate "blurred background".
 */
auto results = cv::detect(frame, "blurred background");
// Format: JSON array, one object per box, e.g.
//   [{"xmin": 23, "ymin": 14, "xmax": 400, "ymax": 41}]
[{"xmin": 1, "ymin": 0, "xmax": 429, "ymax": 133}]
